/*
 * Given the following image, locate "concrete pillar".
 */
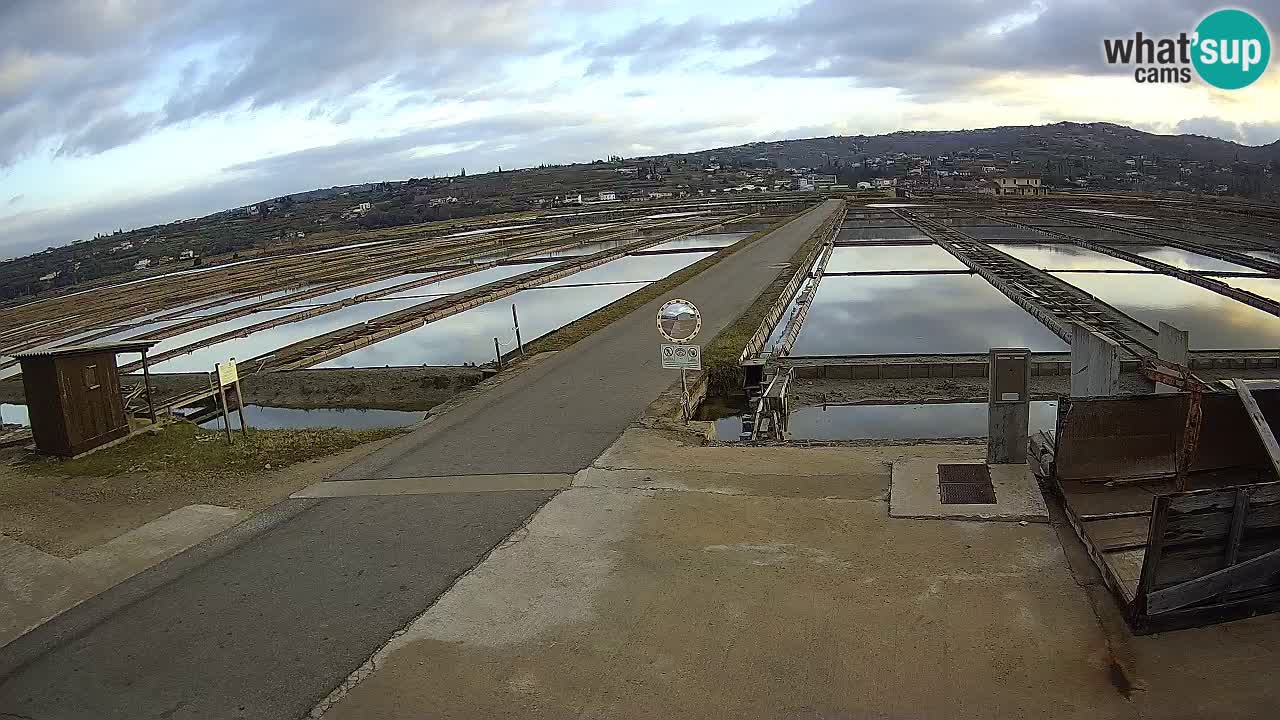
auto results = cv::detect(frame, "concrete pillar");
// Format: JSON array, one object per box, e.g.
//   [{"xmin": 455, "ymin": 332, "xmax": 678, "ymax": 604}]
[
  {"xmin": 988, "ymin": 347, "xmax": 1031, "ymax": 464},
  {"xmin": 1070, "ymin": 323, "xmax": 1120, "ymax": 397},
  {"xmin": 1156, "ymin": 322, "xmax": 1190, "ymax": 394}
]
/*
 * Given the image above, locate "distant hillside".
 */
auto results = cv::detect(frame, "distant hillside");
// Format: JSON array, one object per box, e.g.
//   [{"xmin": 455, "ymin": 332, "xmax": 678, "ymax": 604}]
[
  {"xmin": 664, "ymin": 122, "xmax": 1280, "ymax": 170},
  {"xmin": 2, "ymin": 121, "xmax": 1276, "ymax": 304}
]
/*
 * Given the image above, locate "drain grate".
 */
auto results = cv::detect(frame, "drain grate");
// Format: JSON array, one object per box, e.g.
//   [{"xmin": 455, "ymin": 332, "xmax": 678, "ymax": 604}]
[{"xmin": 938, "ymin": 463, "xmax": 997, "ymax": 504}]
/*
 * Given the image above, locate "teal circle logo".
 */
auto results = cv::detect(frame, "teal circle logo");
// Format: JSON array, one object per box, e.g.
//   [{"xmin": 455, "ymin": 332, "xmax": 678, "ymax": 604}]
[{"xmin": 1193, "ymin": 9, "xmax": 1271, "ymax": 89}]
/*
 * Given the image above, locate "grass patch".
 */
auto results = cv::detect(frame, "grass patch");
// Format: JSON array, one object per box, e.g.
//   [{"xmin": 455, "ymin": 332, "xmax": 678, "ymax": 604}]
[
  {"xmin": 22, "ymin": 422, "xmax": 404, "ymax": 478},
  {"xmin": 521, "ymin": 224, "xmax": 785, "ymax": 355},
  {"xmin": 700, "ymin": 208, "xmax": 841, "ymax": 397}
]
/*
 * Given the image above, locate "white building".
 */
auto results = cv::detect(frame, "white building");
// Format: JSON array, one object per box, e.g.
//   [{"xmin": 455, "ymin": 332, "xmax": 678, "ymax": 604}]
[
  {"xmin": 134, "ymin": 259, "xmax": 152, "ymax": 270},
  {"xmin": 810, "ymin": 174, "xmax": 837, "ymax": 190},
  {"xmin": 598, "ymin": 190, "xmax": 618, "ymax": 202},
  {"xmin": 990, "ymin": 176, "xmax": 1046, "ymax": 196},
  {"xmin": 856, "ymin": 181, "xmax": 872, "ymax": 190},
  {"xmin": 179, "ymin": 250, "xmax": 196, "ymax": 260}
]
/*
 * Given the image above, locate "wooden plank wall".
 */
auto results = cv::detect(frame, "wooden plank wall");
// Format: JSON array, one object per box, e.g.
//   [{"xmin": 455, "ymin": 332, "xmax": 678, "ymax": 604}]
[
  {"xmin": 1056, "ymin": 392, "xmax": 1280, "ymax": 482},
  {"xmin": 53, "ymin": 351, "xmax": 128, "ymax": 456},
  {"xmin": 1134, "ymin": 482, "xmax": 1280, "ymax": 630}
]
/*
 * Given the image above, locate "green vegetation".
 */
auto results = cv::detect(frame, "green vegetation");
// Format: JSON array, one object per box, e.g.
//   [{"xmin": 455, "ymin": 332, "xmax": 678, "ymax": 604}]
[
  {"xmin": 23, "ymin": 422, "xmax": 403, "ymax": 478},
  {"xmin": 701, "ymin": 211, "xmax": 838, "ymax": 397}
]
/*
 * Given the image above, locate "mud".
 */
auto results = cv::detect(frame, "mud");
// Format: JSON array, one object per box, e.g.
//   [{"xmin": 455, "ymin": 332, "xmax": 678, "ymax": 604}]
[{"xmin": 0, "ymin": 366, "xmax": 486, "ymax": 412}]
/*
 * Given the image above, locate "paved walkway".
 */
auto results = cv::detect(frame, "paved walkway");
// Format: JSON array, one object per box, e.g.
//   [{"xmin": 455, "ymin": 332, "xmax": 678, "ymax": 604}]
[
  {"xmin": 0, "ymin": 200, "xmax": 843, "ymax": 719},
  {"xmin": 321, "ymin": 428, "xmax": 1280, "ymax": 719}
]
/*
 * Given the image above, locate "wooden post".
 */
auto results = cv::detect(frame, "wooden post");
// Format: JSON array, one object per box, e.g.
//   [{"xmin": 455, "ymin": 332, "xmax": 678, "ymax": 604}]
[
  {"xmin": 513, "ymin": 304, "xmax": 524, "ymax": 357},
  {"xmin": 140, "ymin": 348, "xmax": 157, "ymax": 424},
  {"xmin": 494, "ymin": 337, "xmax": 504, "ymax": 370},
  {"xmin": 1234, "ymin": 379, "xmax": 1280, "ymax": 480},
  {"xmin": 217, "ymin": 382, "xmax": 233, "ymax": 445},
  {"xmin": 233, "ymin": 379, "xmax": 250, "ymax": 438}
]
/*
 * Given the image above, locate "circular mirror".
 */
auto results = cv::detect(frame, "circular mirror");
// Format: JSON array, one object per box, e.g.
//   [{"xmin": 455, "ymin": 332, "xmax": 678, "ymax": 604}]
[{"xmin": 657, "ymin": 298, "xmax": 701, "ymax": 343}]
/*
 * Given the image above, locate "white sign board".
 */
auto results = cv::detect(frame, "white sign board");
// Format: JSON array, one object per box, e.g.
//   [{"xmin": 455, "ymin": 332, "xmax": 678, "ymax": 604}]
[
  {"xmin": 215, "ymin": 359, "xmax": 239, "ymax": 387},
  {"xmin": 661, "ymin": 343, "xmax": 701, "ymax": 371}
]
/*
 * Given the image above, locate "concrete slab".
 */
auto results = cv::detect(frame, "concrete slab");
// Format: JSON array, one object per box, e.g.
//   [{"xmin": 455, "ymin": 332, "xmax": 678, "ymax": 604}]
[
  {"xmin": 595, "ymin": 427, "xmax": 985, "ymax": 476},
  {"xmin": 0, "ymin": 539, "xmax": 98, "ymax": 649},
  {"xmin": 1, "ymin": 504, "xmax": 249, "ymax": 649},
  {"xmin": 71, "ymin": 505, "xmax": 250, "ymax": 585},
  {"xmin": 293, "ymin": 474, "xmax": 573, "ymax": 498},
  {"xmin": 312, "ymin": 430, "xmax": 1280, "ymax": 720},
  {"xmin": 315, "ymin": 485, "xmax": 1125, "ymax": 719},
  {"xmin": 890, "ymin": 460, "xmax": 1049, "ymax": 522},
  {"xmin": 574, "ymin": 466, "xmax": 885, "ymax": 501},
  {"xmin": 0, "ymin": 492, "xmax": 555, "ymax": 720}
]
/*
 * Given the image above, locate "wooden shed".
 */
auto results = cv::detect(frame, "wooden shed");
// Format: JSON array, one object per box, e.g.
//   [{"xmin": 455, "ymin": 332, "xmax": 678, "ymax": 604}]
[{"xmin": 14, "ymin": 341, "xmax": 159, "ymax": 458}]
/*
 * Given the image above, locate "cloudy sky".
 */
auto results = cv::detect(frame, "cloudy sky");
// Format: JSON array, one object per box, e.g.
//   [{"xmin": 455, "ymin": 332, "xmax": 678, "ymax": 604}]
[{"xmin": 0, "ymin": 0, "xmax": 1276, "ymax": 255}]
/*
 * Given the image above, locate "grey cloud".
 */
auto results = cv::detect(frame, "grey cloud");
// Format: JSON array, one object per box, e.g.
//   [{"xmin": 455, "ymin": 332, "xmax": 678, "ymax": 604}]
[
  {"xmin": 7, "ymin": 194, "xmax": 22, "ymax": 206},
  {"xmin": 0, "ymin": 0, "xmax": 563, "ymax": 167},
  {"xmin": 56, "ymin": 111, "xmax": 160, "ymax": 157},
  {"xmin": 0, "ymin": 109, "xmax": 751, "ymax": 254},
  {"xmin": 1175, "ymin": 117, "xmax": 1280, "ymax": 146},
  {"xmin": 581, "ymin": 0, "xmax": 1227, "ymax": 98}
]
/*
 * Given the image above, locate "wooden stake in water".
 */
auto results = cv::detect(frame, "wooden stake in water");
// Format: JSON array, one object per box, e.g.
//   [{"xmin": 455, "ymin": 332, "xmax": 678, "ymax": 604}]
[{"xmin": 513, "ymin": 304, "xmax": 524, "ymax": 357}]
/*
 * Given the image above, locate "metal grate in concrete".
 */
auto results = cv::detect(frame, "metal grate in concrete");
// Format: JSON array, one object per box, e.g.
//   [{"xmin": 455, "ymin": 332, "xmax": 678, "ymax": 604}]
[{"xmin": 938, "ymin": 463, "xmax": 997, "ymax": 504}]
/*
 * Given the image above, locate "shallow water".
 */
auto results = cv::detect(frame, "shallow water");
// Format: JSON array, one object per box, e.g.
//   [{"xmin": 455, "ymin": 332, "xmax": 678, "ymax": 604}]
[
  {"xmin": 715, "ymin": 400, "xmax": 1058, "ymax": 441},
  {"xmin": 988, "ymin": 243, "xmax": 1147, "ymax": 272},
  {"xmin": 824, "ymin": 245, "xmax": 966, "ymax": 273},
  {"xmin": 790, "ymin": 274, "xmax": 1068, "ymax": 355},
  {"xmin": 1053, "ymin": 271, "xmax": 1280, "ymax": 350}
]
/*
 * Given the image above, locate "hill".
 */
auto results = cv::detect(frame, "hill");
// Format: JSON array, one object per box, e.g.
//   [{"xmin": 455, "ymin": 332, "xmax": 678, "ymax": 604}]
[
  {"xmin": 664, "ymin": 121, "xmax": 1280, "ymax": 170},
  {"xmin": 2, "ymin": 121, "xmax": 1277, "ymax": 303}
]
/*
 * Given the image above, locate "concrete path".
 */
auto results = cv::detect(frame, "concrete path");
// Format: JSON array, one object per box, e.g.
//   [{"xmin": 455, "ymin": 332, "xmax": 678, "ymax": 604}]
[
  {"xmin": 0, "ymin": 200, "xmax": 843, "ymax": 719},
  {"xmin": 316, "ymin": 428, "xmax": 1280, "ymax": 720},
  {"xmin": 0, "ymin": 505, "xmax": 249, "ymax": 648},
  {"xmin": 333, "ymin": 199, "xmax": 842, "ymax": 478}
]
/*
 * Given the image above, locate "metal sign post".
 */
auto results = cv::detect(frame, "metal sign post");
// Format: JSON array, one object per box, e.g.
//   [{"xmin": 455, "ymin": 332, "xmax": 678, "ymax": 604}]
[{"xmin": 657, "ymin": 299, "xmax": 703, "ymax": 422}]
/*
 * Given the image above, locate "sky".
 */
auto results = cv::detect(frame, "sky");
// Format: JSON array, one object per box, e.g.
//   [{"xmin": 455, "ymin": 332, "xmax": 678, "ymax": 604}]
[{"xmin": 0, "ymin": 0, "xmax": 1277, "ymax": 256}]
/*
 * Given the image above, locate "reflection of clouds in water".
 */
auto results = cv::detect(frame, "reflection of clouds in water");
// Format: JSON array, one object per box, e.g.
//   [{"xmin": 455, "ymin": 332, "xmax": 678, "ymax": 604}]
[
  {"xmin": 793, "ymin": 275, "xmax": 1067, "ymax": 355},
  {"xmin": 825, "ymin": 245, "xmax": 965, "ymax": 273},
  {"xmin": 1209, "ymin": 277, "xmax": 1280, "ymax": 304},
  {"xmin": 1120, "ymin": 245, "xmax": 1261, "ymax": 274},
  {"xmin": 545, "ymin": 252, "xmax": 711, "ymax": 287},
  {"xmin": 717, "ymin": 402, "xmax": 1059, "ymax": 441},
  {"xmin": 964, "ymin": 226, "xmax": 1051, "ymax": 240},
  {"xmin": 320, "ymin": 282, "xmax": 648, "ymax": 367},
  {"xmin": 1054, "ymin": 272, "xmax": 1280, "ymax": 350},
  {"xmin": 989, "ymin": 244, "xmax": 1146, "ymax": 271},
  {"xmin": 789, "ymin": 401, "xmax": 1058, "ymax": 441}
]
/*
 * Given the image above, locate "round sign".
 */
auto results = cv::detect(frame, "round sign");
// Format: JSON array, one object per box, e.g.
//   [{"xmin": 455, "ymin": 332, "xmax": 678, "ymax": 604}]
[{"xmin": 657, "ymin": 298, "xmax": 701, "ymax": 343}]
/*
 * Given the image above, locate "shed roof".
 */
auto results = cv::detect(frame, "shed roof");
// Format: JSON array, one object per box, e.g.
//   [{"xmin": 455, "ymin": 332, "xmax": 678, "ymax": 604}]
[{"xmin": 13, "ymin": 340, "xmax": 160, "ymax": 360}]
